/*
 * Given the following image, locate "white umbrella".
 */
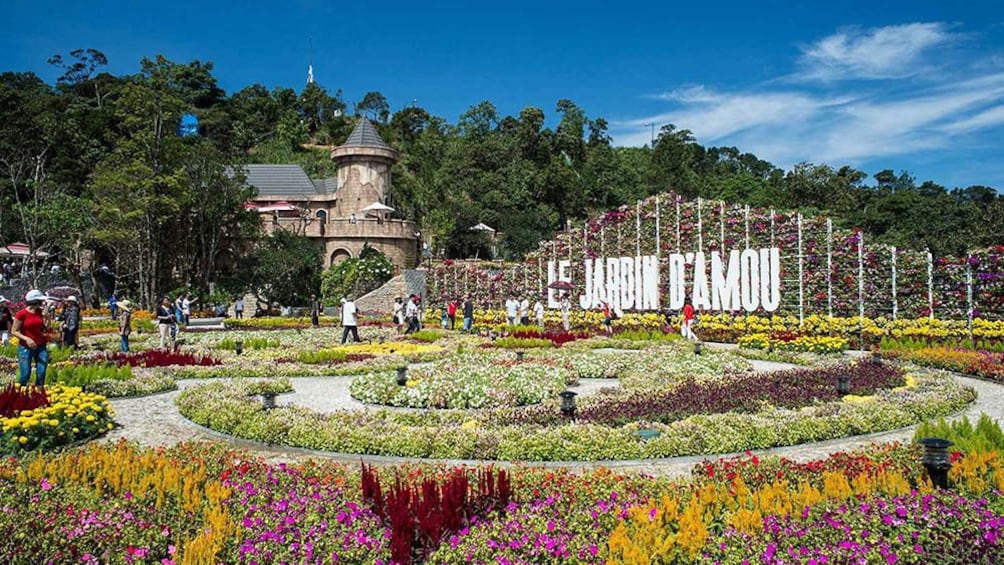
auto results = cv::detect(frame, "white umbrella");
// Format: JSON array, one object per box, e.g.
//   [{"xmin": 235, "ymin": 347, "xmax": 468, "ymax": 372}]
[
  {"xmin": 470, "ymin": 223, "xmax": 496, "ymax": 232},
  {"xmin": 360, "ymin": 202, "xmax": 395, "ymax": 217}
]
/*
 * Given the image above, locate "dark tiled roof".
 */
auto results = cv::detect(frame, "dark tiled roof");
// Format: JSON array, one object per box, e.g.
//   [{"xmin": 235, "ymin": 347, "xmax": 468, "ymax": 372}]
[
  {"xmin": 241, "ymin": 165, "xmax": 331, "ymax": 197},
  {"xmin": 341, "ymin": 117, "xmax": 390, "ymax": 149},
  {"xmin": 312, "ymin": 177, "xmax": 338, "ymax": 193}
]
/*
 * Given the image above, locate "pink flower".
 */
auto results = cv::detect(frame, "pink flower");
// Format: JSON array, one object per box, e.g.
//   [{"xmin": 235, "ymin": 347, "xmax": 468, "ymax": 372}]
[{"xmin": 39, "ymin": 478, "xmax": 52, "ymax": 491}]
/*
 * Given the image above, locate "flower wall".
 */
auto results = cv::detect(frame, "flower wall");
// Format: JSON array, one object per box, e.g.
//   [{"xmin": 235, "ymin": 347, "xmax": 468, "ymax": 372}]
[{"xmin": 428, "ymin": 193, "xmax": 1004, "ymax": 321}]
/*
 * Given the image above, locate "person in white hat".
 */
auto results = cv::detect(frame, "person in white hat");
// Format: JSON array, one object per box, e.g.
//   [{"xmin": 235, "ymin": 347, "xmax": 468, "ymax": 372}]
[
  {"xmin": 117, "ymin": 300, "xmax": 134, "ymax": 352},
  {"xmin": 10, "ymin": 289, "xmax": 54, "ymax": 386},
  {"xmin": 0, "ymin": 296, "xmax": 12, "ymax": 346},
  {"xmin": 59, "ymin": 295, "xmax": 82, "ymax": 349}
]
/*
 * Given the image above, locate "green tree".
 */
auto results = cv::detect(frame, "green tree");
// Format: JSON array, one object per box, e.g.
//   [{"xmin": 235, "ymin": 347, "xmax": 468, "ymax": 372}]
[
  {"xmin": 249, "ymin": 231, "xmax": 321, "ymax": 307},
  {"xmin": 320, "ymin": 244, "xmax": 393, "ymax": 305},
  {"xmin": 355, "ymin": 91, "xmax": 389, "ymax": 123}
]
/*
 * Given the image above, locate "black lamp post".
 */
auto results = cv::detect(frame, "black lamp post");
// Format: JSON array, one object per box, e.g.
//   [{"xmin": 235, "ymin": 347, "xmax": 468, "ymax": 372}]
[
  {"xmin": 515, "ymin": 350, "xmax": 525, "ymax": 361},
  {"xmin": 235, "ymin": 339, "xmax": 244, "ymax": 355},
  {"xmin": 261, "ymin": 392, "xmax": 277, "ymax": 410},
  {"xmin": 871, "ymin": 350, "xmax": 882, "ymax": 365},
  {"xmin": 559, "ymin": 390, "xmax": 577, "ymax": 418},
  {"xmin": 836, "ymin": 375, "xmax": 851, "ymax": 395},
  {"xmin": 918, "ymin": 437, "xmax": 954, "ymax": 489},
  {"xmin": 693, "ymin": 342, "xmax": 702, "ymax": 356},
  {"xmin": 396, "ymin": 366, "xmax": 408, "ymax": 386}
]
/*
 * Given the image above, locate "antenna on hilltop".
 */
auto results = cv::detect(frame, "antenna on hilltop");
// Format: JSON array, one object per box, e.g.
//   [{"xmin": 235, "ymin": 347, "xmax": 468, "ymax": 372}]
[{"xmin": 307, "ymin": 36, "xmax": 314, "ymax": 84}]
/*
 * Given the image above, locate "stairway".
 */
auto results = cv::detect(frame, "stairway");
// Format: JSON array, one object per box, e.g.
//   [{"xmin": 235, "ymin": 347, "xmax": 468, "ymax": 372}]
[{"xmin": 355, "ymin": 270, "xmax": 426, "ymax": 315}]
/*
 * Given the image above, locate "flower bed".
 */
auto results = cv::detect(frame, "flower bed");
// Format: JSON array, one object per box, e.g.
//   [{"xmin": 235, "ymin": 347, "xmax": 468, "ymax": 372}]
[
  {"xmin": 737, "ymin": 332, "xmax": 848, "ymax": 353},
  {"xmin": 574, "ymin": 362, "xmax": 905, "ymax": 427},
  {"xmin": 883, "ymin": 346, "xmax": 1004, "ymax": 382},
  {"xmin": 175, "ymin": 366, "xmax": 972, "ymax": 461},
  {"xmin": 84, "ymin": 350, "xmax": 222, "ymax": 368},
  {"xmin": 0, "ymin": 384, "xmax": 114, "ymax": 454},
  {"xmin": 4, "ymin": 438, "xmax": 1004, "ymax": 563},
  {"xmin": 349, "ymin": 355, "xmax": 575, "ymax": 409}
]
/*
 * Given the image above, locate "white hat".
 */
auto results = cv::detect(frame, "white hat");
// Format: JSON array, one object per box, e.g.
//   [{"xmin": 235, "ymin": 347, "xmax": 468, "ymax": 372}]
[
  {"xmin": 24, "ymin": 289, "xmax": 53, "ymax": 304},
  {"xmin": 66, "ymin": 295, "xmax": 78, "ymax": 302},
  {"xmin": 118, "ymin": 300, "xmax": 134, "ymax": 312}
]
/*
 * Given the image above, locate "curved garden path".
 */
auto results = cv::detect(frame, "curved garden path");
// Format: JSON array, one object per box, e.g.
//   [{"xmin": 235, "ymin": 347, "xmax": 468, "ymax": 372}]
[{"xmin": 102, "ymin": 349, "xmax": 1004, "ymax": 478}]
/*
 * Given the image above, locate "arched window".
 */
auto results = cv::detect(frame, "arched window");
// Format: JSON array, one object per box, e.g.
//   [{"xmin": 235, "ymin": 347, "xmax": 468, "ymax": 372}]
[{"xmin": 316, "ymin": 210, "xmax": 327, "ymax": 222}]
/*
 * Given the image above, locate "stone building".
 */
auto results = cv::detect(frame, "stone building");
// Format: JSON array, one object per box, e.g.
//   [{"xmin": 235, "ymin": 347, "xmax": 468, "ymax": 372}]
[{"xmin": 244, "ymin": 118, "xmax": 419, "ymax": 269}]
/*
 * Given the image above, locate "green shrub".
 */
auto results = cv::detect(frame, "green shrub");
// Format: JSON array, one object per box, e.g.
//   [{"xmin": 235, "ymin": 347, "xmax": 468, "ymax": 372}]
[
  {"xmin": 493, "ymin": 337, "xmax": 552, "ymax": 349},
  {"xmin": 214, "ymin": 336, "xmax": 281, "ymax": 350},
  {"xmin": 914, "ymin": 414, "xmax": 1004, "ymax": 454},
  {"xmin": 46, "ymin": 363, "xmax": 133, "ymax": 387},
  {"xmin": 408, "ymin": 330, "xmax": 443, "ymax": 343},
  {"xmin": 295, "ymin": 348, "xmax": 350, "ymax": 364},
  {"xmin": 612, "ymin": 329, "xmax": 680, "ymax": 342}
]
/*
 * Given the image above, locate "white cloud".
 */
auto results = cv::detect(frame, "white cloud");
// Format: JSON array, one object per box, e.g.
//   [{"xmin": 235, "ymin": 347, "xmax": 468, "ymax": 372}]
[
  {"xmin": 611, "ymin": 23, "xmax": 1004, "ymax": 179},
  {"xmin": 797, "ymin": 22, "xmax": 958, "ymax": 81},
  {"xmin": 945, "ymin": 105, "xmax": 1004, "ymax": 133}
]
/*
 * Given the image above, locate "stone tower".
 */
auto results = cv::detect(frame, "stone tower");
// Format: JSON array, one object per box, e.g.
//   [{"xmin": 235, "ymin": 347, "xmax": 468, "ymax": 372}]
[{"xmin": 330, "ymin": 117, "xmax": 398, "ymax": 219}]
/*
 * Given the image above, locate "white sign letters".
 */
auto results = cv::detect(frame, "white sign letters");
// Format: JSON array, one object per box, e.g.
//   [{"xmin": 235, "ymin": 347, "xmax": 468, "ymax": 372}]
[{"xmin": 546, "ymin": 247, "xmax": 781, "ymax": 312}]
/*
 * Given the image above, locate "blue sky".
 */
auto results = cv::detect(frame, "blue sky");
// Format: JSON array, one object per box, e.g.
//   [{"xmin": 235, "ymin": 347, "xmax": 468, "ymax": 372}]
[{"xmin": 4, "ymin": 0, "xmax": 1004, "ymax": 190}]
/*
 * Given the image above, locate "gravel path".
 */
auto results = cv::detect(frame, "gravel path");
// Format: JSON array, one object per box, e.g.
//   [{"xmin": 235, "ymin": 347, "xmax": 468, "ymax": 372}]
[{"xmin": 102, "ymin": 350, "xmax": 1004, "ymax": 477}]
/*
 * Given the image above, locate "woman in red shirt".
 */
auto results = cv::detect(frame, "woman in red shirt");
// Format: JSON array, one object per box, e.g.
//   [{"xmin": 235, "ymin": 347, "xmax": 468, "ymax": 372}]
[
  {"xmin": 11, "ymin": 289, "xmax": 53, "ymax": 386},
  {"xmin": 681, "ymin": 298, "xmax": 697, "ymax": 341}
]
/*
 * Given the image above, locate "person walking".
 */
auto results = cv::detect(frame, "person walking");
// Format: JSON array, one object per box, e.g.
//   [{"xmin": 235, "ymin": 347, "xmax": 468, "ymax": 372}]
[
  {"xmin": 59, "ymin": 295, "xmax": 82, "ymax": 349},
  {"xmin": 519, "ymin": 296, "xmax": 530, "ymax": 326},
  {"xmin": 447, "ymin": 299, "xmax": 458, "ymax": 330},
  {"xmin": 181, "ymin": 294, "xmax": 196, "ymax": 325},
  {"xmin": 505, "ymin": 296, "xmax": 518, "ymax": 326},
  {"xmin": 11, "ymin": 289, "xmax": 53, "ymax": 386},
  {"xmin": 0, "ymin": 297, "xmax": 13, "ymax": 346},
  {"xmin": 157, "ymin": 296, "xmax": 176, "ymax": 349},
  {"xmin": 392, "ymin": 297, "xmax": 404, "ymax": 334},
  {"xmin": 234, "ymin": 297, "xmax": 244, "ymax": 319},
  {"xmin": 533, "ymin": 297, "xmax": 545, "ymax": 328},
  {"xmin": 681, "ymin": 298, "xmax": 698, "ymax": 342},
  {"xmin": 560, "ymin": 293, "xmax": 571, "ymax": 332},
  {"xmin": 601, "ymin": 300, "xmax": 614, "ymax": 336},
  {"xmin": 340, "ymin": 297, "xmax": 361, "ymax": 344},
  {"xmin": 118, "ymin": 300, "xmax": 133, "ymax": 352},
  {"xmin": 404, "ymin": 295, "xmax": 420, "ymax": 334},
  {"xmin": 174, "ymin": 295, "xmax": 184, "ymax": 325},
  {"xmin": 462, "ymin": 297, "xmax": 474, "ymax": 332},
  {"xmin": 310, "ymin": 294, "xmax": 321, "ymax": 328},
  {"xmin": 109, "ymin": 293, "xmax": 118, "ymax": 320}
]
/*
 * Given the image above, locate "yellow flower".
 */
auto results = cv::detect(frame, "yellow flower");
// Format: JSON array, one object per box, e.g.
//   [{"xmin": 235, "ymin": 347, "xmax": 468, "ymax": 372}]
[{"xmin": 17, "ymin": 436, "xmax": 27, "ymax": 445}]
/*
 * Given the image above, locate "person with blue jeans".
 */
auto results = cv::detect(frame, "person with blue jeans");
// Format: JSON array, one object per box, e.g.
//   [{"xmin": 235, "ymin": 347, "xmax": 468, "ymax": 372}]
[
  {"xmin": 118, "ymin": 300, "xmax": 133, "ymax": 352},
  {"xmin": 11, "ymin": 289, "xmax": 53, "ymax": 386},
  {"xmin": 462, "ymin": 298, "xmax": 473, "ymax": 332}
]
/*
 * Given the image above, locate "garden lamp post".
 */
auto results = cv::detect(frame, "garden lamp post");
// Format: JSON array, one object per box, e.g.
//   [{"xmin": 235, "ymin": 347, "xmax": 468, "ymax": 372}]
[
  {"xmin": 515, "ymin": 350, "xmax": 525, "ymax": 361},
  {"xmin": 836, "ymin": 375, "xmax": 851, "ymax": 395},
  {"xmin": 918, "ymin": 437, "xmax": 954, "ymax": 489},
  {"xmin": 871, "ymin": 350, "xmax": 882, "ymax": 365},
  {"xmin": 261, "ymin": 392, "xmax": 277, "ymax": 410},
  {"xmin": 396, "ymin": 366, "xmax": 408, "ymax": 386},
  {"xmin": 235, "ymin": 339, "xmax": 244, "ymax": 355},
  {"xmin": 693, "ymin": 341, "xmax": 702, "ymax": 356},
  {"xmin": 559, "ymin": 391, "xmax": 577, "ymax": 419}
]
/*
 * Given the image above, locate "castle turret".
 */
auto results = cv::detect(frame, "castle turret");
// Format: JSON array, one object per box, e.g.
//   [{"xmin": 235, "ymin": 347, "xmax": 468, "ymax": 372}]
[{"xmin": 330, "ymin": 118, "xmax": 398, "ymax": 218}]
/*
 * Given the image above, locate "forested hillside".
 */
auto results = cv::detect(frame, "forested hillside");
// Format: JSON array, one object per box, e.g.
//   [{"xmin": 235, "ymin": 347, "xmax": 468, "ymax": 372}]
[{"xmin": 2, "ymin": 51, "xmax": 1001, "ymax": 302}]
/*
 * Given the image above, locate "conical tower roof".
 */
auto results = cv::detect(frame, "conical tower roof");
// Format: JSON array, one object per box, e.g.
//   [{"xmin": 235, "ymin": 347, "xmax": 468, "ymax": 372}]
[
  {"xmin": 331, "ymin": 117, "xmax": 398, "ymax": 164},
  {"xmin": 342, "ymin": 117, "xmax": 390, "ymax": 149}
]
